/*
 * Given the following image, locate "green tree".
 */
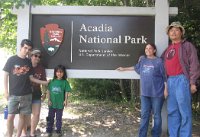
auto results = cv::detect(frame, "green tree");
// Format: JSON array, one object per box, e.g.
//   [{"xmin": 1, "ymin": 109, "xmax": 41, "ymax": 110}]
[
  {"xmin": 0, "ymin": 1, "xmax": 17, "ymax": 53},
  {"xmin": 0, "ymin": 0, "xmax": 153, "ymax": 52},
  {"xmin": 170, "ymin": 0, "xmax": 200, "ymax": 57}
]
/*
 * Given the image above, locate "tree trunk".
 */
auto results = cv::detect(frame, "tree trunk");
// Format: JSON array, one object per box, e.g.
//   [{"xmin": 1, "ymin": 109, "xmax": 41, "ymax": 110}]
[
  {"xmin": 119, "ymin": 80, "xmax": 127, "ymax": 101},
  {"xmin": 122, "ymin": 0, "xmax": 130, "ymax": 6},
  {"xmin": 130, "ymin": 79, "xmax": 135, "ymax": 106}
]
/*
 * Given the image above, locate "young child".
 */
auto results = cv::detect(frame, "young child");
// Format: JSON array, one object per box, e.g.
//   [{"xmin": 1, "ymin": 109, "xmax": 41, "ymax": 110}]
[{"xmin": 46, "ymin": 65, "xmax": 71, "ymax": 134}]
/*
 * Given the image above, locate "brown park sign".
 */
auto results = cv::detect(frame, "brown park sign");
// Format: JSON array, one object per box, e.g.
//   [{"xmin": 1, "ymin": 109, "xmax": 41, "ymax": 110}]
[{"xmin": 32, "ymin": 15, "xmax": 155, "ymax": 69}]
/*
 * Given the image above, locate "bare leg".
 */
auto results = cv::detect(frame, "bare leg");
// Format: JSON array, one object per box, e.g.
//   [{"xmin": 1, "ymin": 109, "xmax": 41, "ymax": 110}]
[
  {"xmin": 21, "ymin": 115, "xmax": 31, "ymax": 136},
  {"xmin": 7, "ymin": 114, "xmax": 15, "ymax": 137},
  {"xmin": 16, "ymin": 114, "xmax": 28, "ymax": 137},
  {"xmin": 30, "ymin": 103, "xmax": 41, "ymax": 136}
]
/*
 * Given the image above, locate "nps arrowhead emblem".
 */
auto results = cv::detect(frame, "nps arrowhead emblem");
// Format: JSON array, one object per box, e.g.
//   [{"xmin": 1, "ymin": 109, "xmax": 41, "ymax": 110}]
[{"xmin": 40, "ymin": 24, "xmax": 64, "ymax": 56}]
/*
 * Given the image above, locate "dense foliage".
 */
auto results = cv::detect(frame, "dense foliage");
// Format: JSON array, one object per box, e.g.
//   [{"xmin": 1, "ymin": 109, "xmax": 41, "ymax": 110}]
[
  {"xmin": 69, "ymin": 79, "xmax": 121, "ymax": 101},
  {"xmin": 169, "ymin": 0, "xmax": 200, "ymax": 58},
  {"xmin": 0, "ymin": 0, "xmax": 153, "ymax": 53}
]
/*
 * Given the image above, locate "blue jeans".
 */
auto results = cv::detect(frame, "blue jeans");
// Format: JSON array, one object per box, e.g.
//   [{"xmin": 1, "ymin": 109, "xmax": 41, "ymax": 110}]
[
  {"xmin": 46, "ymin": 108, "xmax": 63, "ymax": 133},
  {"xmin": 138, "ymin": 96, "xmax": 164, "ymax": 137},
  {"xmin": 167, "ymin": 74, "xmax": 192, "ymax": 137}
]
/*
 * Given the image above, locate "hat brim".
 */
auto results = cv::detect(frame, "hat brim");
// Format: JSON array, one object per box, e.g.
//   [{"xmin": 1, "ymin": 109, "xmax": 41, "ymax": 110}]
[{"xmin": 166, "ymin": 25, "xmax": 185, "ymax": 35}]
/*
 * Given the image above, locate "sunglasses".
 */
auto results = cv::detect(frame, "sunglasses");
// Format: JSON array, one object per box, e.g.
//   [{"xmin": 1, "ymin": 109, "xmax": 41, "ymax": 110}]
[{"xmin": 34, "ymin": 55, "xmax": 41, "ymax": 58}]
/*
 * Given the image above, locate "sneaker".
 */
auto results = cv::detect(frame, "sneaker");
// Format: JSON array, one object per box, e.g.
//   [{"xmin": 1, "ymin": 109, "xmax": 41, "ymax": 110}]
[
  {"xmin": 46, "ymin": 130, "xmax": 52, "ymax": 134},
  {"xmin": 56, "ymin": 130, "xmax": 61, "ymax": 134},
  {"xmin": 29, "ymin": 135, "xmax": 37, "ymax": 137}
]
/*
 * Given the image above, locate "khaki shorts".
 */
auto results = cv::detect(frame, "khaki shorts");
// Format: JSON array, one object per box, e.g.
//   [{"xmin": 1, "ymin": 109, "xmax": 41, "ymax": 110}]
[{"xmin": 8, "ymin": 94, "xmax": 32, "ymax": 115}]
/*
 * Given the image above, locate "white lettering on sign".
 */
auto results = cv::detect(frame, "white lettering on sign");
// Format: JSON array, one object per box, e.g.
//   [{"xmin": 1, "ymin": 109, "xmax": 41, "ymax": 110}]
[
  {"xmin": 124, "ymin": 35, "xmax": 147, "ymax": 44},
  {"xmin": 79, "ymin": 35, "xmax": 147, "ymax": 44},
  {"xmin": 80, "ymin": 24, "xmax": 112, "ymax": 32},
  {"xmin": 78, "ymin": 48, "xmax": 130, "ymax": 58},
  {"xmin": 79, "ymin": 35, "xmax": 121, "ymax": 44}
]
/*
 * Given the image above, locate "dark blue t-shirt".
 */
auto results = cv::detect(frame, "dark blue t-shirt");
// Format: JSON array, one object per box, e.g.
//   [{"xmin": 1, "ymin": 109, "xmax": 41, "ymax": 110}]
[
  {"xmin": 3, "ymin": 55, "xmax": 33, "ymax": 96},
  {"xmin": 134, "ymin": 56, "xmax": 166, "ymax": 97}
]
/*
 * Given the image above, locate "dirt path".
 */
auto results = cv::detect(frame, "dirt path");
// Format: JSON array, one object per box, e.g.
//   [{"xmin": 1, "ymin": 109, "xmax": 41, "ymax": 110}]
[
  {"xmin": 0, "ymin": 100, "xmax": 200, "ymax": 137},
  {"xmin": 37, "ymin": 101, "xmax": 140, "ymax": 137}
]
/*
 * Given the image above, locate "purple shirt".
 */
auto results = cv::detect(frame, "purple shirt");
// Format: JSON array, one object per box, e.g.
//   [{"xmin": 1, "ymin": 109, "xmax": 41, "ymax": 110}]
[{"xmin": 134, "ymin": 56, "xmax": 166, "ymax": 97}]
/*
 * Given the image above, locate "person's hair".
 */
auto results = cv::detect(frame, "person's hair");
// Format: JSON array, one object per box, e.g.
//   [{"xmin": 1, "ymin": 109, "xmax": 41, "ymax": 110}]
[
  {"xmin": 31, "ymin": 48, "xmax": 41, "ymax": 56},
  {"xmin": 21, "ymin": 39, "xmax": 33, "ymax": 48},
  {"xmin": 145, "ymin": 43, "xmax": 157, "ymax": 56},
  {"xmin": 53, "ymin": 65, "xmax": 67, "ymax": 80}
]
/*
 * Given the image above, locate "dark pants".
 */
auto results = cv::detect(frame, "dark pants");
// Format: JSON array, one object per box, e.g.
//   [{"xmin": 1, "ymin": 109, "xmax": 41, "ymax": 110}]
[{"xmin": 46, "ymin": 108, "xmax": 63, "ymax": 133}]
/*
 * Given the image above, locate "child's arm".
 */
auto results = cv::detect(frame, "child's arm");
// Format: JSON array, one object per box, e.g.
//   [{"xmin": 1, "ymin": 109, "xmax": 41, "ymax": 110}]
[
  {"xmin": 64, "ymin": 92, "xmax": 69, "ymax": 107},
  {"xmin": 47, "ymin": 90, "xmax": 52, "ymax": 106}
]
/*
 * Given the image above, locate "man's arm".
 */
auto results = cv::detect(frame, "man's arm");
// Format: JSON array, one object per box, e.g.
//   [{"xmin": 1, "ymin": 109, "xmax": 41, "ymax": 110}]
[
  {"xmin": 188, "ymin": 43, "xmax": 200, "ymax": 93},
  {"xmin": 4, "ymin": 71, "xmax": 9, "ymax": 100}
]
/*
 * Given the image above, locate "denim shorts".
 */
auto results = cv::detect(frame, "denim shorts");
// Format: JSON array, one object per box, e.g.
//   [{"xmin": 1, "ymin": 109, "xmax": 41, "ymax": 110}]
[{"xmin": 8, "ymin": 94, "xmax": 32, "ymax": 115}]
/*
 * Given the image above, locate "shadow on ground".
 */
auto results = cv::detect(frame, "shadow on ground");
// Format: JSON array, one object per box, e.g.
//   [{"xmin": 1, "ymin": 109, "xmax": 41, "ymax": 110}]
[{"xmin": 0, "ymin": 98, "xmax": 200, "ymax": 137}]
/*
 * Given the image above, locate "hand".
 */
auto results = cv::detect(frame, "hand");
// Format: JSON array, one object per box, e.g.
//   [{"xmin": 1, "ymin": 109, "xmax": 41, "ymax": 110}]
[
  {"xmin": 45, "ymin": 80, "xmax": 51, "ymax": 86},
  {"xmin": 164, "ymin": 83, "xmax": 168, "ymax": 99},
  {"xmin": 190, "ymin": 84, "xmax": 197, "ymax": 94},
  {"xmin": 164, "ymin": 88, "xmax": 168, "ymax": 99},
  {"xmin": 116, "ymin": 67, "xmax": 124, "ymax": 71}
]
